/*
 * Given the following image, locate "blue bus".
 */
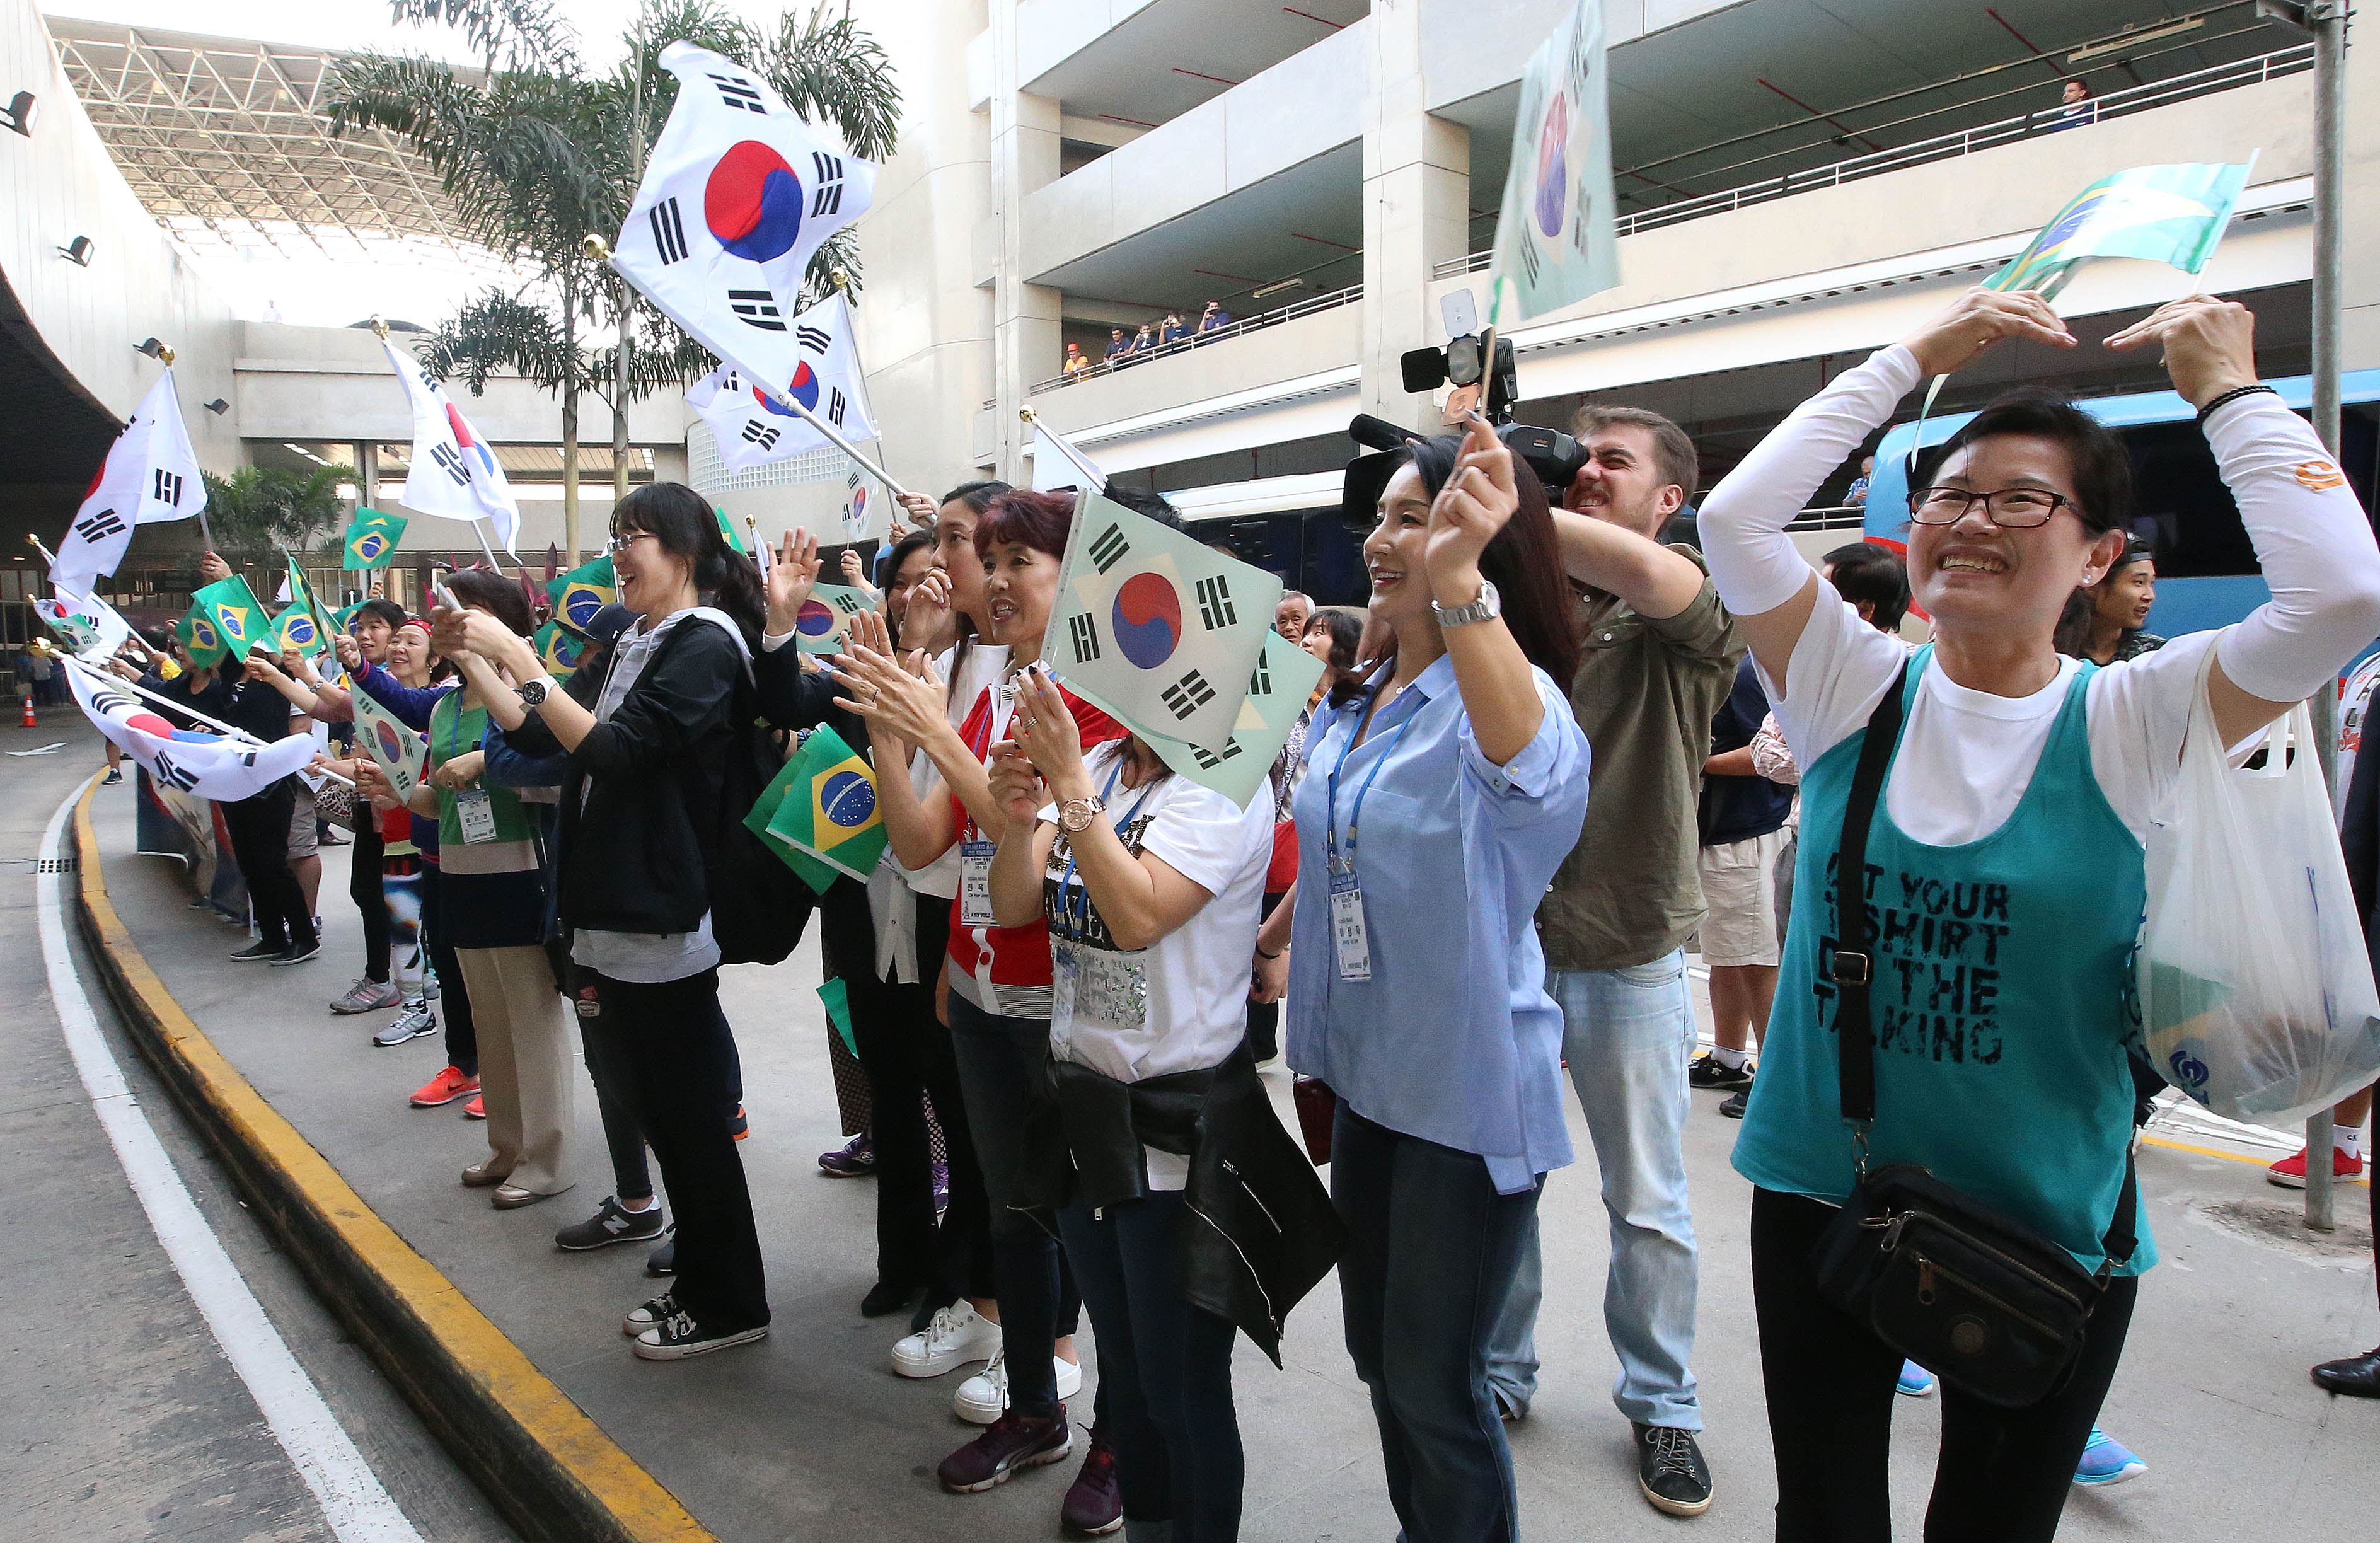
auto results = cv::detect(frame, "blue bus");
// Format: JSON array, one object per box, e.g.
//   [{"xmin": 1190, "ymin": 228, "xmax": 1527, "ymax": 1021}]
[{"xmin": 1863, "ymin": 369, "xmax": 2380, "ymax": 639}]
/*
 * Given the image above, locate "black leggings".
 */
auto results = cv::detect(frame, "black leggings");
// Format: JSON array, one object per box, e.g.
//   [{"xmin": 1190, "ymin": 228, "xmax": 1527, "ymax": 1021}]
[
  {"xmin": 349, "ymin": 822, "xmax": 390, "ymax": 981},
  {"xmin": 1750, "ymin": 1187, "xmax": 2137, "ymax": 1543},
  {"xmin": 221, "ymin": 783, "xmax": 313, "ymax": 951},
  {"xmin": 420, "ymin": 866, "xmax": 476, "ymax": 1077}
]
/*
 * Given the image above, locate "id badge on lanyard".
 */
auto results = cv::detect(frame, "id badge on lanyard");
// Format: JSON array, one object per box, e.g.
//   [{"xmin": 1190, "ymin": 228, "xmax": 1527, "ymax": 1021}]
[
  {"xmin": 454, "ymin": 789, "xmax": 499, "ymax": 843},
  {"xmin": 959, "ymin": 838, "xmax": 996, "ymax": 926},
  {"xmin": 1329, "ymin": 866, "xmax": 1372, "ymax": 981}
]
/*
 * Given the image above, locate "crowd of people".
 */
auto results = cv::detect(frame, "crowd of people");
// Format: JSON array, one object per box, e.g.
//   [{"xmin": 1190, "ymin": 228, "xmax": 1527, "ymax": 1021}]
[
  {"xmin": 68, "ymin": 284, "xmax": 2380, "ymax": 1541},
  {"xmin": 1062, "ymin": 301, "xmax": 1238, "ymax": 379}
]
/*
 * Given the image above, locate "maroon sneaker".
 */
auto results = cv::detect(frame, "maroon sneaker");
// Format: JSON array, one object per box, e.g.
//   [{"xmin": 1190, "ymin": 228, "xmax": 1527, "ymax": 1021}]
[
  {"xmin": 937, "ymin": 1408, "xmax": 1072, "ymax": 1493},
  {"xmin": 1061, "ymin": 1428, "xmax": 1123, "ymax": 1535}
]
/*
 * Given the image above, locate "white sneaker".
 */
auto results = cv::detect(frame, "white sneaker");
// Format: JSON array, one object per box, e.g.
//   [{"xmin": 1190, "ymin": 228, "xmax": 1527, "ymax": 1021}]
[
  {"xmin": 952, "ymin": 1348, "xmax": 1083, "ymax": 1425},
  {"xmin": 892, "ymin": 1301, "xmax": 1000, "ymax": 1378}
]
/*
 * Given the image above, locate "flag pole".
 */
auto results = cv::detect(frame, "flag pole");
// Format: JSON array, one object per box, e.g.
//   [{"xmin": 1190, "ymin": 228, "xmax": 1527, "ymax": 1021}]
[
  {"xmin": 35, "ymin": 640, "xmax": 356, "ymax": 787},
  {"xmin": 757, "ymin": 383, "xmax": 910, "ymax": 502},
  {"xmin": 468, "ymin": 517, "xmax": 505, "ymax": 574}
]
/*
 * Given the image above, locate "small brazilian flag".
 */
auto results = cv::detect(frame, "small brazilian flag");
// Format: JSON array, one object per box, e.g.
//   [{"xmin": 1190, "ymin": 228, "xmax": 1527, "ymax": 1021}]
[
  {"xmin": 177, "ymin": 604, "xmax": 229, "ymax": 669},
  {"xmin": 548, "ymin": 556, "xmax": 616, "ymax": 633},
  {"xmin": 270, "ymin": 601, "xmax": 328, "ymax": 657},
  {"xmin": 744, "ymin": 749, "xmax": 840, "ymax": 895},
  {"xmin": 533, "ymin": 620, "xmax": 585, "ymax": 681},
  {"xmin": 766, "ymin": 726, "xmax": 887, "ymax": 882},
  {"xmin": 715, "ymin": 506, "xmax": 748, "ymax": 556},
  {"xmin": 345, "ymin": 508, "xmax": 407, "ymax": 569},
  {"xmin": 192, "ymin": 574, "xmax": 270, "ymax": 661},
  {"xmin": 331, "ymin": 602, "xmax": 362, "ymax": 635}
]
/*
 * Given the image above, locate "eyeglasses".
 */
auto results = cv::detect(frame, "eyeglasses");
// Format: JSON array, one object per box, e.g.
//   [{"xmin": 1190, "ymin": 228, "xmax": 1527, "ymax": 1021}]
[
  {"xmin": 1906, "ymin": 485, "xmax": 2079, "ymax": 528},
  {"xmin": 604, "ymin": 531, "xmax": 657, "ymax": 555}
]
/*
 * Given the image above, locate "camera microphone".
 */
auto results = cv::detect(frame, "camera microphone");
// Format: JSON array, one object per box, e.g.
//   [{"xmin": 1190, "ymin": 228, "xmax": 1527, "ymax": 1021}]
[{"xmin": 1348, "ymin": 413, "xmax": 1425, "ymax": 453}]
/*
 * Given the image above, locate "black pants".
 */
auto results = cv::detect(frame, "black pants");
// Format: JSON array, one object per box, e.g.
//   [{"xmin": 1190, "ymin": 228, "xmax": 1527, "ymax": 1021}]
[
  {"xmin": 420, "ymin": 866, "xmax": 477, "ymax": 1077},
  {"xmin": 1750, "ymin": 1187, "xmax": 2137, "ymax": 1542},
  {"xmin": 820, "ymin": 880, "xmax": 991, "ymax": 1305},
  {"xmin": 598, "ymin": 969, "xmax": 768, "ymax": 1332},
  {"xmin": 574, "ymin": 1000, "xmax": 742, "ymax": 1207},
  {"xmin": 947, "ymin": 991, "xmax": 1083, "ymax": 1421},
  {"xmin": 221, "ymin": 782, "xmax": 313, "ymax": 952},
  {"xmin": 1243, "ymin": 891, "xmax": 1286, "ymax": 1063},
  {"xmin": 349, "ymin": 822, "xmax": 390, "ymax": 981}
]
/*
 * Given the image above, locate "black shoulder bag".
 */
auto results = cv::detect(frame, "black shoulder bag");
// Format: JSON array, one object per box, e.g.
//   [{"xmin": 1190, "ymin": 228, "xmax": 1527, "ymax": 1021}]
[{"xmin": 1808, "ymin": 659, "xmax": 2138, "ymax": 1410}]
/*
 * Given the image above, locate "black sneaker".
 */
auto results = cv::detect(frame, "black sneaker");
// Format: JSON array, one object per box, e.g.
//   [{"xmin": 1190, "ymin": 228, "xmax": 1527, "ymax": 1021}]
[
  {"xmin": 646, "ymin": 1229, "xmax": 676, "ymax": 1278},
  {"xmin": 1634, "ymin": 1423, "xmax": 1713, "ymax": 1517},
  {"xmin": 272, "ymin": 939, "xmax": 321, "ymax": 966},
  {"xmin": 1687, "ymin": 1053, "xmax": 1752, "ymax": 1090},
  {"xmin": 229, "ymin": 940, "xmax": 284, "ymax": 962},
  {"xmin": 632, "ymin": 1308, "xmax": 768, "ymax": 1360},
  {"xmin": 937, "ymin": 1409, "xmax": 1072, "ymax": 1493},
  {"xmin": 555, "ymin": 1196, "xmax": 667, "ymax": 1252},
  {"xmin": 101, "ymin": 768, "xmax": 122, "ymax": 786},
  {"xmin": 622, "ymin": 1292, "xmax": 679, "ymax": 1336},
  {"xmin": 1719, "ymin": 1088, "xmax": 1749, "ymax": 1119}
]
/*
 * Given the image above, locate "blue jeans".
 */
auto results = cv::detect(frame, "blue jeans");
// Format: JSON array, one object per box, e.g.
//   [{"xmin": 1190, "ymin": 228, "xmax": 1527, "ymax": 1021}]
[
  {"xmin": 1058, "ymin": 1196, "xmax": 1242, "ymax": 1541},
  {"xmin": 1334, "ymin": 1104, "xmax": 1542, "ymax": 1543},
  {"xmin": 1487, "ymin": 952, "xmax": 1703, "ymax": 1430}
]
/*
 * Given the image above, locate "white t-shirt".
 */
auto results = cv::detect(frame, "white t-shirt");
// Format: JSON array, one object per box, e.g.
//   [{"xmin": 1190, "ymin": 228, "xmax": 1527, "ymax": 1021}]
[{"xmin": 1039, "ymin": 744, "xmax": 1274, "ymax": 1189}]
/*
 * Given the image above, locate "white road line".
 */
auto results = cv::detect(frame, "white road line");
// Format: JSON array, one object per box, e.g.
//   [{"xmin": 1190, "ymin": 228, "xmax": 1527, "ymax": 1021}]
[{"xmin": 37, "ymin": 783, "xmax": 427, "ymax": 1543}]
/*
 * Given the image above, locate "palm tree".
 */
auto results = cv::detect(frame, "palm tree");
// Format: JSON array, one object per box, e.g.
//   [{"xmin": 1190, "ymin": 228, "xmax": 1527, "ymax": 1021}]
[
  {"xmin": 330, "ymin": 1, "xmax": 903, "ymax": 553},
  {"xmin": 201, "ymin": 465, "xmax": 349, "ymax": 561}
]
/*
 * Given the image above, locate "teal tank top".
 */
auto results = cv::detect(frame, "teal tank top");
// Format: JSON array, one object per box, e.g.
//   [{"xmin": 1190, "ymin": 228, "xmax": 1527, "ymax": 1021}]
[{"xmin": 1732, "ymin": 647, "xmax": 2155, "ymax": 1274}]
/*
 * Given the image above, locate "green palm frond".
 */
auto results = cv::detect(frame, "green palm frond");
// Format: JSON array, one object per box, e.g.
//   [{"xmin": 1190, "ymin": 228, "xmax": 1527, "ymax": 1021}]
[
  {"xmin": 754, "ymin": 2, "xmax": 900, "ymax": 163},
  {"xmin": 200, "ymin": 465, "xmax": 350, "ymax": 557},
  {"xmin": 388, "ymin": 0, "xmax": 581, "ymax": 74}
]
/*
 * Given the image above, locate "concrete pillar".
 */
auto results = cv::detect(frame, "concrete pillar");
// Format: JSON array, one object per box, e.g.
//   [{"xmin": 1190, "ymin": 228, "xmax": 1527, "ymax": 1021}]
[
  {"xmin": 2340, "ymin": 9, "xmax": 2380, "ymax": 368},
  {"xmin": 987, "ymin": 0, "xmax": 1064, "ymax": 482},
  {"xmin": 1360, "ymin": 0, "xmax": 1472, "ymax": 431}
]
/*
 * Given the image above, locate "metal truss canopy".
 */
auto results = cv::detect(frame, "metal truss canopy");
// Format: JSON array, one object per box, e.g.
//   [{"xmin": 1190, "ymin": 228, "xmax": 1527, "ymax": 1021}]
[{"xmin": 47, "ymin": 17, "xmax": 482, "ymax": 264}]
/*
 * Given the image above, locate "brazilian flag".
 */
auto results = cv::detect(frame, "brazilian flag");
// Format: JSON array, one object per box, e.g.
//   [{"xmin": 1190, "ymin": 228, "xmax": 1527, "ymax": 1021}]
[
  {"xmin": 715, "ymin": 506, "xmax": 748, "ymax": 556},
  {"xmin": 330, "ymin": 602, "xmax": 362, "ymax": 635},
  {"xmin": 345, "ymin": 508, "xmax": 407, "ymax": 569},
  {"xmin": 743, "ymin": 749, "xmax": 840, "ymax": 895},
  {"xmin": 177, "ymin": 604, "xmax": 229, "ymax": 669},
  {"xmin": 192, "ymin": 574, "xmax": 270, "ymax": 661},
  {"xmin": 273, "ymin": 553, "xmax": 331, "ymax": 657},
  {"xmin": 533, "ymin": 620, "xmax": 586, "ymax": 681},
  {"xmin": 766, "ymin": 726, "xmax": 887, "ymax": 883},
  {"xmin": 547, "ymin": 556, "xmax": 616, "ymax": 633}
]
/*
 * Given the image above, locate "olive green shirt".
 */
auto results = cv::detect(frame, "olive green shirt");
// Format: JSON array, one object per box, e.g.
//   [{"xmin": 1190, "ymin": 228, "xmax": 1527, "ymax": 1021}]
[{"xmin": 1537, "ymin": 547, "xmax": 1745, "ymax": 972}]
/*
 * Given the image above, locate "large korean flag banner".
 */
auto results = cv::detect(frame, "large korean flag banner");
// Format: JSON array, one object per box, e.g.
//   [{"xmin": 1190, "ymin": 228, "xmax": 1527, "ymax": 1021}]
[
  {"xmin": 1489, "ymin": 0, "xmax": 1619, "ymax": 325},
  {"xmin": 55, "ymin": 370, "xmax": 207, "ymax": 596},
  {"xmin": 352, "ymin": 690, "xmax": 430, "ymax": 798},
  {"xmin": 1145, "ymin": 629, "xmax": 1326, "ymax": 808},
  {"xmin": 1049, "ymin": 493, "xmax": 1280, "ymax": 754},
  {"xmin": 686, "ymin": 292, "xmax": 879, "ymax": 474},
  {"xmin": 614, "ymin": 43, "xmax": 877, "ymax": 431},
  {"xmin": 66, "ymin": 661, "xmax": 315, "ymax": 802},
  {"xmin": 35, "ymin": 584, "xmax": 133, "ymax": 662},
  {"xmin": 382, "ymin": 337, "xmax": 523, "ymax": 554}
]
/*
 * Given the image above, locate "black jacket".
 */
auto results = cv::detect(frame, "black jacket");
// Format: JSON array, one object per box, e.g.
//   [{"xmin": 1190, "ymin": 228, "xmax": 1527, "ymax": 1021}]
[
  {"xmin": 507, "ymin": 619, "xmax": 838, "ymax": 936},
  {"xmin": 1015, "ymin": 1045, "xmax": 1345, "ymax": 1366}
]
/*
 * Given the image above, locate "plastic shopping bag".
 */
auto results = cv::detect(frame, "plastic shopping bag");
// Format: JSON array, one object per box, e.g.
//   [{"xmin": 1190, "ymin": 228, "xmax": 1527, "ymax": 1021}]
[{"xmin": 2139, "ymin": 651, "xmax": 2380, "ymax": 1126}]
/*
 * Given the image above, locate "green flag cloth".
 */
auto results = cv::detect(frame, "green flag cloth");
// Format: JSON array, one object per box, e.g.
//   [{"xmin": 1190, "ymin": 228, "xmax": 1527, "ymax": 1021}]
[
  {"xmin": 744, "ymin": 749, "xmax": 841, "ymax": 894},
  {"xmin": 1143, "ymin": 629, "xmax": 1327, "ymax": 808},
  {"xmin": 331, "ymin": 602, "xmax": 362, "ymax": 635},
  {"xmin": 816, "ymin": 978, "xmax": 858, "ymax": 1059},
  {"xmin": 177, "ymin": 603, "xmax": 229, "ymax": 669},
  {"xmin": 1986, "ymin": 161, "xmax": 2254, "ymax": 296},
  {"xmin": 345, "ymin": 509, "xmax": 408, "ymax": 568},
  {"xmin": 1488, "ymin": 0, "xmax": 1620, "ymax": 325},
  {"xmin": 715, "ymin": 506, "xmax": 749, "ymax": 556},
  {"xmin": 548, "ymin": 556, "xmax": 616, "ymax": 633},
  {"xmin": 191, "ymin": 574, "xmax": 271, "ymax": 661},
  {"xmin": 766, "ymin": 726, "xmax": 889, "ymax": 883},
  {"xmin": 270, "ymin": 600, "xmax": 329, "ymax": 657},
  {"xmin": 533, "ymin": 620, "xmax": 586, "ymax": 680}
]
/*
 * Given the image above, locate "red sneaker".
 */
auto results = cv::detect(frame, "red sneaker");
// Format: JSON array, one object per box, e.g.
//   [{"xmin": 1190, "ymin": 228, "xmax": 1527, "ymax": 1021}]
[
  {"xmin": 2267, "ymin": 1146, "xmax": 2365, "ymax": 1189},
  {"xmin": 463, "ymin": 1094, "xmax": 487, "ymax": 1121},
  {"xmin": 410, "ymin": 1066, "xmax": 480, "ymax": 1108}
]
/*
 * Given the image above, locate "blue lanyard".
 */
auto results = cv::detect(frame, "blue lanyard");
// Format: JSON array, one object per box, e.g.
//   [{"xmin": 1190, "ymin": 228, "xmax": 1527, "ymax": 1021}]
[
  {"xmin": 1325, "ymin": 693, "xmax": 1414, "ymax": 874},
  {"xmin": 1056, "ymin": 754, "xmax": 1160, "ymax": 944}
]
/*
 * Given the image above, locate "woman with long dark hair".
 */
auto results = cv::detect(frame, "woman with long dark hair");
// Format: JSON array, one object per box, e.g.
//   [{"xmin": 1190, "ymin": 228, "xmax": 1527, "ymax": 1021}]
[
  {"xmin": 1252, "ymin": 416, "xmax": 1590, "ymax": 1541},
  {"xmin": 453, "ymin": 482, "xmax": 777, "ymax": 1359}
]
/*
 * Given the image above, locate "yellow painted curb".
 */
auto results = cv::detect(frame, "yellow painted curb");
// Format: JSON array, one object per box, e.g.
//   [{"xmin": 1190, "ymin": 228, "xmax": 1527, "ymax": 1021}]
[{"xmin": 72, "ymin": 784, "xmax": 714, "ymax": 1543}]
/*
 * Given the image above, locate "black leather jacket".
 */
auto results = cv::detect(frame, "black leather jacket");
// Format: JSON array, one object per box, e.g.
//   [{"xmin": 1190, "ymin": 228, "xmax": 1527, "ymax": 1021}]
[{"xmin": 1016, "ymin": 1044, "xmax": 1344, "ymax": 1365}]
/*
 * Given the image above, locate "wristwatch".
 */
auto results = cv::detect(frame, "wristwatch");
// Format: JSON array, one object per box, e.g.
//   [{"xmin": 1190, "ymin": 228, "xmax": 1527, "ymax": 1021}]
[
  {"xmin": 1432, "ymin": 577, "xmax": 1503, "ymax": 628},
  {"xmin": 1058, "ymin": 795, "xmax": 1106, "ymax": 834},
  {"xmin": 516, "ymin": 675, "xmax": 553, "ymax": 706}
]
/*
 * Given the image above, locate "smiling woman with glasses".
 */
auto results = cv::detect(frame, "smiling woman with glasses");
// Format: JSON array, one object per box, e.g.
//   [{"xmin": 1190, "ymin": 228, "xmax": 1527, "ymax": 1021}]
[{"xmin": 1692, "ymin": 286, "xmax": 2380, "ymax": 1540}]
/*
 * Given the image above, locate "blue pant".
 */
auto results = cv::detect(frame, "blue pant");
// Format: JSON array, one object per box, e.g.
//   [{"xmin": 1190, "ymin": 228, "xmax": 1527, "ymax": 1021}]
[
  {"xmin": 1058, "ymin": 1196, "xmax": 1242, "ymax": 1541},
  {"xmin": 1334, "ymin": 1104, "xmax": 1542, "ymax": 1543},
  {"xmin": 1488, "ymin": 952, "xmax": 1703, "ymax": 1430}
]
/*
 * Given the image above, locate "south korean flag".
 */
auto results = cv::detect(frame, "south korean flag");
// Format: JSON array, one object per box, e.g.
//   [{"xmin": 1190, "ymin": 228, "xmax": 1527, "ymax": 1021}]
[
  {"xmin": 613, "ymin": 42, "xmax": 877, "ymax": 436},
  {"xmin": 685, "ymin": 293, "xmax": 878, "ymax": 475},
  {"xmin": 64, "ymin": 659, "xmax": 317, "ymax": 802},
  {"xmin": 1047, "ymin": 492, "xmax": 1281, "ymax": 754},
  {"xmin": 381, "ymin": 337, "xmax": 522, "ymax": 554},
  {"xmin": 54, "ymin": 370, "xmax": 206, "ymax": 596}
]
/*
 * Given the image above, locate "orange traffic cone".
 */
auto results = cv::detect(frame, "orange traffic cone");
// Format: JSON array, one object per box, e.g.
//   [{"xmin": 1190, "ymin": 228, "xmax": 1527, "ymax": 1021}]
[{"xmin": 19, "ymin": 696, "xmax": 33, "ymax": 728}]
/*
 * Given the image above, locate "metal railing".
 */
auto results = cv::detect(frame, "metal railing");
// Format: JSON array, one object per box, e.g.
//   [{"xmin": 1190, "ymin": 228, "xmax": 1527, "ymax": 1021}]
[
  {"xmin": 1787, "ymin": 504, "xmax": 1869, "ymax": 532},
  {"xmin": 1431, "ymin": 43, "xmax": 2313, "ymax": 282},
  {"xmin": 1031, "ymin": 281, "xmax": 1364, "ymax": 395}
]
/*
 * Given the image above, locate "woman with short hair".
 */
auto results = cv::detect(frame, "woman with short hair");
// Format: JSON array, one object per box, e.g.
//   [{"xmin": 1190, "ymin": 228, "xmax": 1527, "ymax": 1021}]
[{"xmin": 1698, "ymin": 288, "xmax": 2380, "ymax": 1540}]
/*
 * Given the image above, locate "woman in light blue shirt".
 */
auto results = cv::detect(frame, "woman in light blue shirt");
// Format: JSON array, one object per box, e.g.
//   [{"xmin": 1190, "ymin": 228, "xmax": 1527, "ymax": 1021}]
[{"xmin": 1258, "ymin": 416, "xmax": 1590, "ymax": 1543}]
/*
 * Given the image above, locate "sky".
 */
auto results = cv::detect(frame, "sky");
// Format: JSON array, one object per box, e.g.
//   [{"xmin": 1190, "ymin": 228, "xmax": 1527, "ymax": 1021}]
[{"xmin": 40, "ymin": 1, "xmax": 790, "ymax": 326}]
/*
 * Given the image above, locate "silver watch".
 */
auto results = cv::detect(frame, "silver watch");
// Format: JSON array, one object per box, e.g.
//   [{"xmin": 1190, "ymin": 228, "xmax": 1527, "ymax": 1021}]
[{"xmin": 1432, "ymin": 577, "xmax": 1502, "ymax": 628}]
